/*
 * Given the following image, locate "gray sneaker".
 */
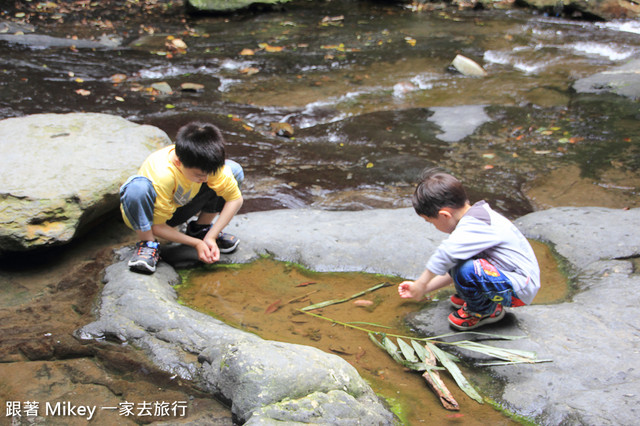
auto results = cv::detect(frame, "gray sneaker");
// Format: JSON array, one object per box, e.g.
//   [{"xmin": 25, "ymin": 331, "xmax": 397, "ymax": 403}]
[{"xmin": 128, "ymin": 241, "xmax": 160, "ymax": 274}]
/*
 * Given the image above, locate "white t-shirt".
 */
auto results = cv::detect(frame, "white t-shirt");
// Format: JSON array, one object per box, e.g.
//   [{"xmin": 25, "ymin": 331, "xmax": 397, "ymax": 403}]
[{"xmin": 426, "ymin": 201, "xmax": 540, "ymax": 304}]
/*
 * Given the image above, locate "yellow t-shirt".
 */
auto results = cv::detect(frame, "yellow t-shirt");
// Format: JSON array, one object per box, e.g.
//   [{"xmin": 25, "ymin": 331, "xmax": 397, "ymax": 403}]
[{"xmin": 124, "ymin": 145, "xmax": 241, "ymax": 227}]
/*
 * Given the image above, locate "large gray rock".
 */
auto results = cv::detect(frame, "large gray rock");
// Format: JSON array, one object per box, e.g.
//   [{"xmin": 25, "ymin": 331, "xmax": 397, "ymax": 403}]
[
  {"xmin": 221, "ymin": 207, "xmax": 639, "ymax": 424},
  {"xmin": 76, "ymin": 250, "xmax": 395, "ymax": 425},
  {"xmin": 508, "ymin": 0, "xmax": 640, "ymax": 20},
  {"xmin": 573, "ymin": 59, "xmax": 640, "ymax": 101},
  {"xmin": 0, "ymin": 113, "xmax": 170, "ymax": 253},
  {"xmin": 81, "ymin": 206, "xmax": 640, "ymax": 424},
  {"xmin": 187, "ymin": 0, "xmax": 292, "ymax": 12}
]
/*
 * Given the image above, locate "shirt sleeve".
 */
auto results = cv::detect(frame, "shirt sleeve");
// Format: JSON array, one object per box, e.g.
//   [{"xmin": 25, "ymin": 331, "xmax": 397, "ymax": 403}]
[
  {"xmin": 207, "ymin": 164, "xmax": 242, "ymax": 201},
  {"xmin": 426, "ymin": 217, "xmax": 502, "ymax": 275},
  {"xmin": 152, "ymin": 173, "xmax": 178, "ymax": 224}
]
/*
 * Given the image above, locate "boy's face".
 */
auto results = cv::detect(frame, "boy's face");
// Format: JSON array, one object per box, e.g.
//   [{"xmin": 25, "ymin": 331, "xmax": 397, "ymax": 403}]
[
  {"xmin": 420, "ymin": 210, "xmax": 457, "ymax": 234},
  {"xmin": 180, "ymin": 165, "xmax": 209, "ymax": 183}
]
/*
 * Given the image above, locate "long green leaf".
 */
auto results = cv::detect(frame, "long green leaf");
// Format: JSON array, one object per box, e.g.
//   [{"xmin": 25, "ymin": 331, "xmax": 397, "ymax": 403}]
[
  {"xmin": 300, "ymin": 282, "xmax": 391, "ymax": 311},
  {"xmin": 397, "ymin": 338, "xmax": 419, "ymax": 363},
  {"xmin": 346, "ymin": 321, "xmax": 392, "ymax": 329},
  {"xmin": 411, "ymin": 339, "xmax": 428, "ymax": 362},
  {"xmin": 452, "ymin": 340, "xmax": 538, "ymax": 363},
  {"xmin": 477, "ymin": 359, "xmax": 553, "ymax": 366},
  {"xmin": 427, "ymin": 342, "xmax": 484, "ymax": 404}
]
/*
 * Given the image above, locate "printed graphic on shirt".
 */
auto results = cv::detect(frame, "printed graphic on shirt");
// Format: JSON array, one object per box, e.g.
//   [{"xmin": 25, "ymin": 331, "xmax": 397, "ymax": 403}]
[
  {"xmin": 475, "ymin": 258, "xmax": 501, "ymax": 277},
  {"xmin": 173, "ymin": 185, "xmax": 193, "ymax": 206}
]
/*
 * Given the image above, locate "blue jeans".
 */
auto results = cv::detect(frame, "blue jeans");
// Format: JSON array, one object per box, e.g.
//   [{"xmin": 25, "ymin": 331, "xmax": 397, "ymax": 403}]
[
  {"xmin": 120, "ymin": 159, "xmax": 244, "ymax": 232},
  {"xmin": 450, "ymin": 258, "xmax": 519, "ymax": 315}
]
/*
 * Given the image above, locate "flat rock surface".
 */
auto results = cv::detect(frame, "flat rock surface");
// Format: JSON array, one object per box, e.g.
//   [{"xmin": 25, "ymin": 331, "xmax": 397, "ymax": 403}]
[{"xmin": 573, "ymin": 59, "xmax": 640, "ymax": 100}]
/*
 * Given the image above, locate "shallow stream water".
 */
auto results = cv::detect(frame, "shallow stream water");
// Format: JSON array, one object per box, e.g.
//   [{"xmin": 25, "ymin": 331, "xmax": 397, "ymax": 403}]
[
  {"xmin": 1, "ymin": 0, "xmax": 639, "ymax": 215},
  {"xmin": 177, "ymin": 239, "xmax": 568, "ymax": 424}
]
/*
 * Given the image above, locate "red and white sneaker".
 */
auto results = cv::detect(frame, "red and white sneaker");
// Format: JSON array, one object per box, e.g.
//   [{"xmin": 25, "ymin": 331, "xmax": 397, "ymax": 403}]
[
  {"xmin": 448, "ymin": 304, "xmax": 505, "ymax": 331},
  {"xmin": 450, "ymin": 293, "xmax": 465, "ymax": 309}
]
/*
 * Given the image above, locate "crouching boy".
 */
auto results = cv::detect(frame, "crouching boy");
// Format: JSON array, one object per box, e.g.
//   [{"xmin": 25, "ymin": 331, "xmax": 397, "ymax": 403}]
[
  {"xmin": 398, "ymin": 168, "xmax": 540, "ymax": 330},
  {"xmin": 120, "ymin": 121, "xmax": 244, "ymax": 274}
]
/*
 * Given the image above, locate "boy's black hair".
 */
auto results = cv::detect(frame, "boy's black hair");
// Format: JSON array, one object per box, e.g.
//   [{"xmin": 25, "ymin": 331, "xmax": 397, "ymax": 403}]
[
  {"xmin": 412, "ymin": 168, "xmax": 469, "ymax": 218},
  {"xmin": 175, "ymin": 122, "xmax": 226, "ymax": 174}
]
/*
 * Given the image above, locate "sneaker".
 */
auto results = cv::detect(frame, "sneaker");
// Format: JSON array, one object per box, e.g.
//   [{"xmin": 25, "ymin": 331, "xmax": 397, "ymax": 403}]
[
  {"xmin": 128, "ymin": 241, "xmax": 160, "ymax": 274},
  {"xmin": 216, "ymin": 232, "xmax": 240, "ymax": 253},
  {"xmin": 448, "ymin": 304, "xmax": 505, "ymax": 331},
  {"xmin": 450, "ymin": 293, "xmax": 465, "ymax": 309},
  {"xmin": 186, "ymin": 221, "xmax": 210, "ymax": 240},
  {"xmin": 186, "ymin": 222, "xmax": 240, "ymax": 254}
]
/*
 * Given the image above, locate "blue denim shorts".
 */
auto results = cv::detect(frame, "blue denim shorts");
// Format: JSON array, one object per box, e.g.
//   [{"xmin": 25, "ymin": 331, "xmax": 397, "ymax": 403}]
[
  {"xmin": 450, "ymin": 258, "xmax": 520, "ymax": 315},
  {"xmin": 120, "ymin": 159, "xmax": 244, "ymax": 232}
]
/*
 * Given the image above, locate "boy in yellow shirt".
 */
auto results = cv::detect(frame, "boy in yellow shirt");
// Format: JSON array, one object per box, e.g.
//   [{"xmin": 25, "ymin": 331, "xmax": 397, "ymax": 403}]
[{"xmin": 120, "ymin": 122, "xmax": 244, "ymax": 273}]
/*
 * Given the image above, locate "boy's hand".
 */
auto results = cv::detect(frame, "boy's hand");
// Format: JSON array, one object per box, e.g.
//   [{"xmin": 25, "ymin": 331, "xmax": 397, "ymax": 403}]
[
  {"xmin": 398, "ymin": 281, "xmax": 424, "ymax": 300},
  {"xmin": 195, "ymin": 240, "xmax": 218, "ymax": 264},
  {"xmin": 203, "ymin": 236, "xmax": 220, "ymax": 263}
]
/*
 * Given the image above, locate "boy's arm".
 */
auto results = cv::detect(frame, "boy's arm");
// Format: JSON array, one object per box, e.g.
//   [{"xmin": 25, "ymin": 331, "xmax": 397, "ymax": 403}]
[
  {"xmin": 202, "ymin": 196, "xmax": 244, "ymax": 250},
  {"xmin": 151, "ymin": 223, "xmax": 216, "ymax": 263},
  {"xmin": 398, "ymin": 270, "xmax": 453, "ymax": 301}
]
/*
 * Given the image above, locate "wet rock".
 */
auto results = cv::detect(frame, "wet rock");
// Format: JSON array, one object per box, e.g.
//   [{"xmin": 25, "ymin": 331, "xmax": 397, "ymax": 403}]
[
  {"xmin": 77, "ymin": 248, "xmax": 395, "ymax": 424},
  {"xmin": 212, "ymin": 207, "xmax": 638, "ymax": 424},
  {"xmin": 187, "ymin": 0, "xmax": 292, "ymax": 12},
  {"xmin": 518, "ymin": 0, "xmax": 640, "ymax": 20},
  {"xmin": 0, "ymin": 113, "xmax": 170, "ymax": 254},
  {"xmin": 450, "ymin": 54, "xmax": 488, "ymax": 77},
  {"xmin": 573, "ymin": 59, "xmax": 640, "ymax": 100},
  {"xmin": 0, "ymin": 33, "xmax": 120, "ymax": 49}
]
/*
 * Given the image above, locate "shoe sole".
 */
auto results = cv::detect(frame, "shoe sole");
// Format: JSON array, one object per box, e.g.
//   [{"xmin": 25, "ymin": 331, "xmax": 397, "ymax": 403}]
[
  {"xmin": 219, "ymin": 239, "xmax": 240, "ymax": 254},
  {"xmin": 128, "ymin": 259, "xmax": 156, "ymax": 274},
  {"xmin": 448, "ymin": 308, "xmax": 505, "ymax": 331}
]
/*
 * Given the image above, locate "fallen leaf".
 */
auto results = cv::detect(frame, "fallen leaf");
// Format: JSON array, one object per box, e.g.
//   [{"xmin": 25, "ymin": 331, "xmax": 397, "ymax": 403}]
[
  {"xmin": 114, "ymin": 96, "xmax": 125, "ymax": 102},
  {"xmin": 405, "ymin": 37, "xmax": 417, "ymax": 46},
  {"xmin": 258, "ymin": 43, "xmax": 284, "ymax": 52},
  {"xmin": 75, "ymin": 89, "xmax": 91, "ymax": 96},
  {"xmin": 110, "ymin": 73, "xmax": 127, "ymax": 84},
  {"xmin": 366, "ymin": 162, "xmax": 374, "ymax": 168},
  {"xmin": 239, "ymin": 48, "xmax": 255, "ymax": 56},
  {"xmin": 180, "ymin": 82, "xmax": 205, "ymax": 92},
  {"xmin": 321, "ymin": 15, "xmax": 344, "ymax": 23},
  {"xmin": 265, "ymin": 300, "xmax": 282, "ymax": 314},
  {"xmin": 353, "ymin": 299, "xmax": 374, "ymax": 306},
  {"xmin": 240, "ymin": 67, "xmax": 260, "ymax": 75},
  {"xmin": 296, "ymin": 281, "xmax": 316, "ymax": 287},
  {"xmin": 329, "ymin": 346, "xmax": 353, "ymax": 355}
]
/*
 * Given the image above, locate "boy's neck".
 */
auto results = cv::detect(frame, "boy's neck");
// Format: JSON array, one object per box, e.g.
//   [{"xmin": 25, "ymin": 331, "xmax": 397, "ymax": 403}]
[{"xmin": 452, "ymin": 203, "xmax": 472, "ymax": 221}]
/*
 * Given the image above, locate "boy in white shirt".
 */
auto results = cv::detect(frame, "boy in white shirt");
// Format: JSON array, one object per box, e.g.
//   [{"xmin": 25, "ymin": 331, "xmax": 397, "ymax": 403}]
[{"xmin": 398, "ymin": 168, "xmax": 540, "ymax": 330}]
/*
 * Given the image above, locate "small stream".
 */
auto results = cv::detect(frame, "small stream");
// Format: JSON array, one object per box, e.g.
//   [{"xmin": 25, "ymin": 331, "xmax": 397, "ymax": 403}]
[{"xmin": 1, "ymin": 1, "xmax": 639, "ymax": 215}]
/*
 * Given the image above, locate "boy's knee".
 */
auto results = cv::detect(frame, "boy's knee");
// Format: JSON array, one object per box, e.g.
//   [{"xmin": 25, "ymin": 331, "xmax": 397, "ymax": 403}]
[
  {"xmin": 225, "ymin": 159, "xmax": 244, "ymax": 186},
  {"xmin": 451, "ymin": 259, "xmax": 476, "ymax": 283},
  {"xmin": 120, "ymin": 176, "xmax": 155, "ymax": 201}
]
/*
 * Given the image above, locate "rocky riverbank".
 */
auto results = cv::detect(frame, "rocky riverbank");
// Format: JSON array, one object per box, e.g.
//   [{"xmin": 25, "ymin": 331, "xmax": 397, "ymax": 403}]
[{"xmin": 81, "ymin": 206, "xmax": 640, "ymax": 424}]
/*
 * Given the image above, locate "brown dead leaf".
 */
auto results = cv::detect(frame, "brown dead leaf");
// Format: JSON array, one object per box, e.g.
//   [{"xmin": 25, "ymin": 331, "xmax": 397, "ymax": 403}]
[{"xmin": 265, "ymin": 300, "xmax": 282, "ymax": 314}]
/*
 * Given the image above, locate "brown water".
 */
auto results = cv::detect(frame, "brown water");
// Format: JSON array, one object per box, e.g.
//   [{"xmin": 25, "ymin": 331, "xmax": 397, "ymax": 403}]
[{"xmin": 176, "ymin": 241, "xmax": 567, "ymax": 424}]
